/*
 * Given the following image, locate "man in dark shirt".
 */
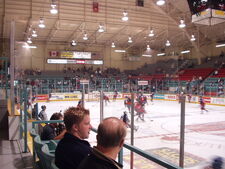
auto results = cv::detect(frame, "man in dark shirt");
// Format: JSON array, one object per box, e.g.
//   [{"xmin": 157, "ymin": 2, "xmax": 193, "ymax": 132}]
[
  {"xmin": 55, "ymin": 107, "xmax": 92, "ymax": 169},
  {"xmin": 78, "ymin": 117, "xmax": 127, "ymax": 169},
  {"xmin": 41, "ymin": 112, "xmax": 65, "ymax": 140}
]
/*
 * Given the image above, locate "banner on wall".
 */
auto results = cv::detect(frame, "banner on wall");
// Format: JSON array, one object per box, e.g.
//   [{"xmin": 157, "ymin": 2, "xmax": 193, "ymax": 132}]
[
  {"xmin": 211, "ymin": 97, "xmax": 225, "ymax": 105},
  {"xmin": 35, "ymin": 94, "xmax": 49, "ymax": 101},
  {"xmin": 138, "ymin": 81, "xmax": 148, "ymax": 85}
]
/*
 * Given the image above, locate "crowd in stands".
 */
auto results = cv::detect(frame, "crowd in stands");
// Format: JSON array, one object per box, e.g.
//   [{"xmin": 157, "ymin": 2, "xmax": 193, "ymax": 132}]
[{"xmin": 7, "ymin": 53, "xmax": 225, "ymax": 97}]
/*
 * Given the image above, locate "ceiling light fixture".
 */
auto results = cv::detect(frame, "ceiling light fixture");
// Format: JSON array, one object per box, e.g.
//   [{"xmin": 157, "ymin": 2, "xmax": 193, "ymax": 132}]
[
  {"xmin": 83, "ymin": 33, "xmax": 88, "ymax": 40},
  {"xmin": 142, "ymin": 54, "xmax": 152, "ymax": 57},
  {"xmin": 128, "ymin": 37, "xmax": 132, "ymax": 43},
  {"xmin": 122, "ymin": 11, "xmax": 128, "ymax": 21},
  {"xmin": 71, "ymin": 40, "xmax": 77, "ymax": 46},
  {"xmin": 115, "ymin": 50, "xmax": 126, "ymax": 53},
  {"xmin": 27, "ymin": 37, "xmax": 32, "ymax": 44},
  {"xmin": 147, "ymin": 45, "xmax": 150, "ymax": 50},
  {"xmin": 181, "ymin": 50, "xmax": 190, "ymax": 54},
  {"xmin": 157, "ymin": 53, "xmax": 165, "ymax": 56},
  {"xmin": 98, "ymin": 24, "xmax": 105, "ymax": 33},
  {"xmin": 50, "ymin": 4, "xmax": 58, "ymax": 14},
  {"xmin": 190, "ymin": 34, "xmax": 196, "ymax": 41},
  {"xmin": 23, "ymin": 45, "xmax": 37, "ymax": 49},
  {"xmin": 156, "ymin": 0, "xmax": 165, "ymax": 6},
  {"xmin": 38, "ymin": 18, "xmax": 46, "ymax": 28},
  {"xmin": 179, "ymin": 19, "xmax": 186, "ymax": 28},
  {"xmin": 216, "ymin": 44, "xmax": 225, "ymax": 48},
  {"xmin": 111, "ymin": 42, "xmax": 115, "ymax": 48},
  {"xmin": 32, "ymin": 30, "xmax": 37, "ymax": 37},
  {"xmin": 148, "ymin": 29, "xmax": 154, "ymax": 37},
  {"xmin": 165, "ymin": 40, "xmax": 171, "ymax": 47}
]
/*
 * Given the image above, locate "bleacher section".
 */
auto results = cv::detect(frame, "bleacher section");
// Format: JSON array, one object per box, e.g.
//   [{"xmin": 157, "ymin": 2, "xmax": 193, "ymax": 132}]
[{"xmin": 178, "ymin": 68, "xmax": 214, "ymax": 81}]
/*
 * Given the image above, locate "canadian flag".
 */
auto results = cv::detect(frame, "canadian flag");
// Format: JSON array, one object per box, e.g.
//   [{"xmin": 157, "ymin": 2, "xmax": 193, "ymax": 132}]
[
  {"xmin": 49, "ymin": 51, "xmax": 58, "ymax": 57},
  {"xmin": 93, "ymin": 2, "xmax": 99, "ymax": 12}
]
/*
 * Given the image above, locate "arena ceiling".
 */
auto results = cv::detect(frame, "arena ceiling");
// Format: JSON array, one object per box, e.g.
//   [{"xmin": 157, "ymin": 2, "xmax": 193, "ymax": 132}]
[{"xmin": 0, "ymin": 0, "xmax": 225, "ymax": 54}]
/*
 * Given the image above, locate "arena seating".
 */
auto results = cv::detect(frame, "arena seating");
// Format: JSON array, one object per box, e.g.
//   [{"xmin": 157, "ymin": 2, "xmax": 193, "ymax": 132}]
[{"xmin": 178, "ymin": 68, "xmax": 214, "ymax": 81}]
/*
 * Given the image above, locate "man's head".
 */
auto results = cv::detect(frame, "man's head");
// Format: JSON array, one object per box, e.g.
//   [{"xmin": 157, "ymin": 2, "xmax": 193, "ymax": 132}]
[
  {"xmin": 64, "ymin": 107, "xmax": 91, "ymax": 139},
  {"xmin": 50, "ymin": 112, "xmax": 63, "ymax": 128},
  {"xmin": 97, "ymin": 117, "xmax": 127, "ymax": 149},
  {"xmin": 41, "ymin": 105, "xmax": 46, "ymax": 110}
]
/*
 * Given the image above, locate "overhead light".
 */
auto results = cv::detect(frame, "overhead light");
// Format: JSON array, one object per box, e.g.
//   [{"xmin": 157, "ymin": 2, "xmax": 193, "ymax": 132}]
[
  {"xmin": 165, "ymin": 40, "xmax": 171, "ymax": 47},
  {"xmin": 156, "ymin": 0, "xmax": 165, "ymax": 6},
  {"xmin": 115, "ymin": 50, "xmax": 126, "ymax": 53},
  {"xmin": 38, "ymin": 18, "xmax": 46, "ymax": 28},
  {"xmin": 23, "ymin": 45, "xmax": 37, "ymax": 48},
  {"xmin": 111, "ymin": 42, "xmax": 115, "ymax": 48},
  {"xmin": 181, "ymin": 50, "xmax": 190, "ymax": 54},
  {"xmin": 157, "ymin": 53, "xmax": 165, "ymax": 56},
  {"xmin": 147, "ymin": 45, "xmax": 150, "ymax": 50},
  {"xmin": 27, "ymin": 37, "xmax": 32, "ymax": 44},
  {"xmin": 179, "ymin": 19, "xmax": 186, "ymax": 28},
  {"xmin": 190, "ymin": 34, "xmax": 196, "ymax": 41},
  {"xmin": 98, "ymin": 24, "xmax": 104, "ymax": 32},
  {"xmin": 83, "ymin": 33, "xmax": 88, "ymax": 40},
  {"xmin": 71, "ymin": 40, "xmax": 77, "ymax": 46},
  {"xmin": 142, "ymin": 54, "xmax": 152, "ymax": 57},
  {"xmin": 128, "ymin": 37, "xmax": 132, "ymax": 43},
  {"xmin": 31, "ymin": 30, "xmax": 37, "ymax": 38},
  {"xmin": 50, "ymin": 4, "xmax": 58, "ymax": 14},
  {"xmin": 31, "ymin": 30, "xmax": 37, "ymax": 37},
  {"xmin": 216, "ymin": 44, "xmax": 225, "ymax": 48},
  {"xmin": 148, "ymin": 29, "xmax": 154, "ymax": 37},
  {"xmin": 122, "ymin": 11, "xmax": 128, "ymax": 21}
]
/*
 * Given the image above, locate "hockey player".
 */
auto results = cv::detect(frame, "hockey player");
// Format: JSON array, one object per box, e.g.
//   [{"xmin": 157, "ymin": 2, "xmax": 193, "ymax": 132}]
[
  {"xmin": 120, "ymin": 111, "xmax": 138, "ymax": 131},
  {"xmin": 113, "ymin": 90, "xmax": 118, "ymax": 101},
  {"xmin": 187, "ymin": 94, "xmax": 192, "ymax": 103},
  {"xmin": 134, "ymin": 101, "xmax": 146, "ymax": 121},
  {"xmin": 124, "ymin": 96, "xmax": 132, "ymax": 113},
  {"xmin": 77, "ymin": 99, "xmax": 84, "ymax": 108},
  {"xmin": 103, "ymin": 93, "xmax": 110, "ymax": 105},
  {"xmin": 150, "ymin": 92, "xmax": 154, "ymax": 102},
  {"xmin": 199, "ymin": 96, "xmax": 208, "ymax": 114}
]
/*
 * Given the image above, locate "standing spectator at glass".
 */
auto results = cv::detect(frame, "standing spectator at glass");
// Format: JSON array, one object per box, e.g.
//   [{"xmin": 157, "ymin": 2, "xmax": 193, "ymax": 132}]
[
  {"xmin": 41, "ymin": 112, "xmax": 66, "ymax": 140},
  {"xmin": 55, "ymin": 107, "xmax": 92, "ymax": 169},
  {"xmin": 38, "ymin": 105, "xmax": 48, "ymax": 121},
  {"xmin": 78, "ymin": 117, "xmax": 127, "ymax": 169}
]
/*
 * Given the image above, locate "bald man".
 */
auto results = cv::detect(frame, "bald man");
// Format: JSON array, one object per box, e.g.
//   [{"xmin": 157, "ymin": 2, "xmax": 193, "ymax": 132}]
[{"xmin": 78, "ymin": 117, "xmax": 127, "ymax": 169}]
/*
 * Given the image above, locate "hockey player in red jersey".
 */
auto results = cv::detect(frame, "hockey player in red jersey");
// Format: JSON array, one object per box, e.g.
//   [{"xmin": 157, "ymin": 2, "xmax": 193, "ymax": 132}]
[{"xmin": 199, "ymin": 96, "xmax": 208, "ymax": 114}]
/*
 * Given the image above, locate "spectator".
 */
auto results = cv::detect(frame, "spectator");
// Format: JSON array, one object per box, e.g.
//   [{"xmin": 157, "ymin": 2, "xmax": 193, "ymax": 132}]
[
  {"xmin": 41, "ymin": 112, "xmax": 66, "ymax": 140},
  {"xmin": 55, "ymin": 107, "xmax": 92, "ymax": 169},
  {"xmin": 38, "ymin": 105, "xmax": 48, "ymax": 121},
  {"xmin": 78, "ymin": 117, "xmax": 127, "ymax": 169}
]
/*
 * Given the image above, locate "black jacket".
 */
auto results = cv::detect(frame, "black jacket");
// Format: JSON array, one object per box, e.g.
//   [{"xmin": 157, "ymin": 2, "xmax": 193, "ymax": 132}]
[
  {"xmin": 78, "ymin": 147, "xmax": 123, "ymax": 169},
  {"xmin": 55, "ymin": 132, "xmax": 91, "ymax": 169}
]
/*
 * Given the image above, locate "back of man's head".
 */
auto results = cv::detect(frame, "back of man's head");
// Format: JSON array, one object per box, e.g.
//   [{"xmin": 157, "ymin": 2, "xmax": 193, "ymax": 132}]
[
  {"xmin": 50, "ymin": 112, "xmax": 63, "ymax": 120},
  {"xmin": 97, "ymin": 117, "xmax": 127, "ymax": 148},
  {"xmin": 64, "ymin": 107, "xmax": 89, "ymax": 131}
]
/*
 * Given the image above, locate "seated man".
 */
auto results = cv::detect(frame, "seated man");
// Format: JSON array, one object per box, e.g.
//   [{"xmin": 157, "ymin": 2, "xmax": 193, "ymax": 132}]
[
  {"xmin": 55, "ymin": 107, "xmax": 92, "ymax": 169},
  {"xmin": 41, "ymin": 112, "xmax": 66, "ymax": 140},
  {"xmin": 78, "ymin": 117, "xmax": 127, "ymax": 169}
]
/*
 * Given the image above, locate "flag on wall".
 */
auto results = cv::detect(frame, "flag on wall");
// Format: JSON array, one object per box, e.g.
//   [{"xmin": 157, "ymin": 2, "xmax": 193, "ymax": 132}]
[
  {"xmin": 93, "ymin": 2, "xmax": 99, "ymax": 12},
  {"xmin": 49, "ymin": 51, "xmax": 59, "ymax": 57}
]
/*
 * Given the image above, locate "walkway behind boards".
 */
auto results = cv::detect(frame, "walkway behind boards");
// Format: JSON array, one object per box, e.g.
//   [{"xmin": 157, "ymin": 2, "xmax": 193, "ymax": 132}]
[{"xmin": 0, "ymin": 129, "xmax": 38, "ymax": 169}]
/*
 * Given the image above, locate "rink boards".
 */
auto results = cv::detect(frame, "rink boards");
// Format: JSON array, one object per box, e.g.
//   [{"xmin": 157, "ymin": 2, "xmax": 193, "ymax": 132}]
[{"xmin": 34, "ymin": 92, "xmax": 225, "ymax": 106}]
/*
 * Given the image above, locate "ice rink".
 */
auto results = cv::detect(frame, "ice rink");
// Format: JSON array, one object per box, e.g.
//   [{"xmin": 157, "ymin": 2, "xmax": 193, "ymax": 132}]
[{"xmin": 38, "ymin": 99, "xmax": 225, "ymax": 169}]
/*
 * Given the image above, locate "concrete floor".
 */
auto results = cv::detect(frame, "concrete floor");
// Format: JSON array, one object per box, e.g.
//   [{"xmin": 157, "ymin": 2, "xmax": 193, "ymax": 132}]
[{"xmin": 0, "ymin": 129, "xmax": 38, "ymax": 169}]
